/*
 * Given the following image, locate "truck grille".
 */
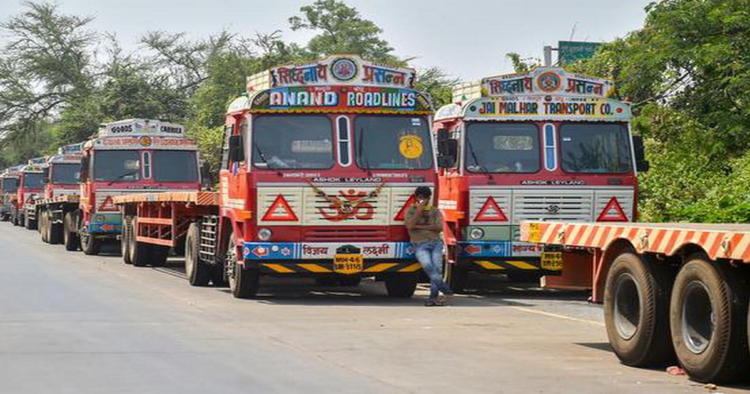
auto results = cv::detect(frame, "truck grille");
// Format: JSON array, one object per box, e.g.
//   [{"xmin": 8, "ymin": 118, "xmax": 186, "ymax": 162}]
[
  {"xmin": 302, "ymin": 227, "xmax": 388, "ymax": 242},
  {"xmin": 471, "ymin": 188, "xmax": 634, "ymax": 224}
]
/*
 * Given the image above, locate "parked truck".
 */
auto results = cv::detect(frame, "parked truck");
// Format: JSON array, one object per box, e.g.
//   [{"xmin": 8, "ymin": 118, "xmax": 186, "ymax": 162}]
[
  {"xmin": 1, "ymin": 166, "xmax": 22, "ymax": 222},
  {"xmin": 433, "ymin": 67, "xmax": 647, "ymax": 290},
  {"xmin": 114, "ymin": 54, "xmax": 437, "ymax": 299},
  {"xmin": 63, "ymin": 119, "xmax": 201, "ymax": 255},
  {"xmin": 34, "ymin": 143, "xmax": 84, "ymax": 244},
  {"xmin": 15, "ymin": 160, "xmax": 47, "ymax": 229},
  {"xmin": 520, "ymin": 221, "xmax": 750, "ymax": 383}
]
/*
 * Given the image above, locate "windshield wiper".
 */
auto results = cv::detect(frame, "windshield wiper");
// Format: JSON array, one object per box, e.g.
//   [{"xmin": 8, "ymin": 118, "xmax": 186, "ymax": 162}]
[
  {"xmin": 107, "ymin": 171, "xmax": 138, "ymax": 186},
  {"xmin": 465, "ymin": 136, "xmax": 493, "ymax": 180},
  {"xmin": 253, "ymin": 145, "xmax": 282, "ymax": 176},
  {"xmin": 358, "ymin": 127, "xmax": 372, "ymax": 177}
]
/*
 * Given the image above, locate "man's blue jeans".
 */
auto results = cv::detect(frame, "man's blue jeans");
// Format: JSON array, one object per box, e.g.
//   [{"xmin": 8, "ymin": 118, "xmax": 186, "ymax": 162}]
[{"xmin": 413, "ymin": 239, "xmax": 452, "ymax": 300}]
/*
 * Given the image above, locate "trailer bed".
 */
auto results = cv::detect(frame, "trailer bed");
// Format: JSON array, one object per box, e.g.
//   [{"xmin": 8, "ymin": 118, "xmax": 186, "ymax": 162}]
[{"xmin": 521, "ymin": 221, "xmax": 750, "ymax": 263}]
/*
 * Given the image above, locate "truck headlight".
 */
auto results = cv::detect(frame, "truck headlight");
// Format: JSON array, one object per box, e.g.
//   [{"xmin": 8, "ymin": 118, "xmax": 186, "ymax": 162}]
[
  {"xmin": 257, "ymin": 228, "xmax": 272, "ymax": 241},
  {"xmin": 469, "ymin": 228, "xmax": 485, "ymax": 240}
]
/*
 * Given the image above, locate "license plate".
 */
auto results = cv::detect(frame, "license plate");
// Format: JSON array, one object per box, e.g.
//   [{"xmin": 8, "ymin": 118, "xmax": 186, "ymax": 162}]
[
  {"xmin": 541, "ymin": 252, "xmax": 563, "ymax": 271},
  {"xmin": 334, "ymin": 254, "xmax": 363, "ymax": 275}
]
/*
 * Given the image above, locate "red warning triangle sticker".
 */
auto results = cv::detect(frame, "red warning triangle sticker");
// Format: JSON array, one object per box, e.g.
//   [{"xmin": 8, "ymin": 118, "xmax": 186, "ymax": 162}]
[
  {"xmin": 98, "ymin": 195, "xmax": 117, "ymax": 211},
  {"xmin": 394, "ymin": 194, "xmax": 419, "ymax": 221},
  {"xmin": 261, "ymin": 195, "xmax": 299, "ymax": 222},
  {"xmin": 474, "ymin": 196, "xmax": 508, "ymax": 222},
  {"xmin": 596, "ymin": 197, "xmax": 628, "ymax": 222}
]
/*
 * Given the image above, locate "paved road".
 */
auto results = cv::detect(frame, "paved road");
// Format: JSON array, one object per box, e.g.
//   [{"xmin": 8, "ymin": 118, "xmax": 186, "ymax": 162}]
[{"xmin": 1, "ymin": 223, "xmax": 748, "ymax": 394}]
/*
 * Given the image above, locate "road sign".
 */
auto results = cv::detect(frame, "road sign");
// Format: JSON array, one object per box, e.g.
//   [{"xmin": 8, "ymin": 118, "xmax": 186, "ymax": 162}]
[{"xmin": 558, "ymin": 41, "xmax": 602, "ymax": 64}]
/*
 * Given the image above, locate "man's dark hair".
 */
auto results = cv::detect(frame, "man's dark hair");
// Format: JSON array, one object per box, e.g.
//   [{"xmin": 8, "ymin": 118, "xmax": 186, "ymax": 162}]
[{"xmin": 415, "ymin": 186, "xmax": 431, "ymax": 198}]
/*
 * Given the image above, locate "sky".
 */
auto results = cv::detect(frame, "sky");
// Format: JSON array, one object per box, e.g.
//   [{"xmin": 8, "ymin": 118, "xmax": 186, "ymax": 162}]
[{"xmin": 0, "ymin": 0, "xmax": 653, "ymax": 81}]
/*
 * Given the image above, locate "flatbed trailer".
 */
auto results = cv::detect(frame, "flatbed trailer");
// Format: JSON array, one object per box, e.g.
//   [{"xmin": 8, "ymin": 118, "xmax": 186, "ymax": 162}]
[
  {"xmin": 35, "ymin": 194, "xmax": 80, "ymax": 245},
  {"xmin": 520, "ymin": 221, "xmax": 750, "ymax": 383},
  {"xmin": 115, "ymin": 191, "xmax": 218, "ymax": 268}
]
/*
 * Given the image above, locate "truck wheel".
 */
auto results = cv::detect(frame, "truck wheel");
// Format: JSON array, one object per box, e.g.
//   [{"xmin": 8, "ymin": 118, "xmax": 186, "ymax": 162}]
[
  {"xmin": 63, "ymin": 212, "xmax": 80, "ymax": 251},
  {"xmin": 385, "ymin": 273, "xmax": 418, "ymax": 298},
  {"xmin": 151, "ymin": 246, "xmax": 170, "ymax": 267},
  {"xmin": 185, "ymin": 223, "xmax": 211, "ymax": 286},
  {"xmin": 121, "ymin": 218, "xmax": 132, "ymax": 264},
  {"xmin": 226, "ymin": 236, "xmax": 259, "ymax": 299},
  {"xmin": 24, "ymin": 213, "xmax": 36, "ymax": 230},
  {"xmin": 129, "ymin": 220, "xmax": 152, "ymax": 267},
  {"xmin": 49, "ymin": 219, "xmax": 63, "ymax": 245},
  {"xmin": 670, "ymin": 257, "xmax": 750, "ymax": 383},
  {"xmin": 604, "ymin": 253, "xmax": 674, "ymax": 367},
  {"xmin": 40, "ymin": 212, "xmax": 49, "ymax": 243},
  {"xmin": 445, "ymin": 263, "xmax": 468, "ymax": 293},
  {"xmin": 80, "ymin": 231, "xmax": 100, "ymax": 256},
  {"xmin": 338, "ymin": 277, "xmax": 362, "ymax": 287}
]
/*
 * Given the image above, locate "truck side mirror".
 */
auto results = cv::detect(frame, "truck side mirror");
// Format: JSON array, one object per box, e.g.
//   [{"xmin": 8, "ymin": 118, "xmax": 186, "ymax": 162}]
[
  {"xmin": 42, "ymin": 167, "xmax": 50, "ymax": 183},
  {"xmin": 79, "ymin": 156, "xmax": 89, "ymax": 181},
  {"xmin": 436, "ymin": 129, "xmax": 458, "ymax": 169},
  {"xmin": 632, "ymin": 136, "xmax": 649, "ymax": 173},
  {"xmin": 200, "ymin": 161, "xmax": 214, "ymax": 190},
  {"xmin": 228, "ymin": 134, "xmax": 244, "ymax": 163}
]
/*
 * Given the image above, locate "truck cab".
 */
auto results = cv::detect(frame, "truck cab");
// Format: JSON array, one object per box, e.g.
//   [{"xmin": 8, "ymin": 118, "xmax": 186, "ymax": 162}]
[
  {"xmin": 44, "ymin": 143, "xmax": 84, "ymax": 199},
  {"xmin": 70, "ymin": 119, "xmax": 201, "ymax": 255},
  {"xmin": 219, "ymin": 55, "xmax": 436, "ymax": 297},
  {"xmin": 433, "ymin": 67, "xmax": 648, "ymax": 289},
  {"xmin": 0, "ymin": 166, "xmax": 21, "ymax": 222}
]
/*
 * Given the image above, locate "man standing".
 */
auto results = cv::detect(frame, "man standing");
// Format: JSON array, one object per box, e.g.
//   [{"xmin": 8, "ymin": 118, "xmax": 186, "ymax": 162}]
[{"xmin": 405, "ymin": 186, "xmax": 453, "ymax": 306}]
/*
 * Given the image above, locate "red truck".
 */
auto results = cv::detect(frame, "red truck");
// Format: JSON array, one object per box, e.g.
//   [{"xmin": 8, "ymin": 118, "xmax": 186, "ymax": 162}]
[
  {"xmin": 15, "ymin": 160, "xmax": 47, "ymax": 229},
  {"xmin": 64, "ymin": 119, "xmax": 201, "ymax": 255},
  {"xmin": 433, "ymin": 67, "xmax": 647, "ymax": 289},
  {"xmin": 520, "ymin": 221, "xmax": 750, "ymax": 383},
  {"xmin": 115, "ymin": 55, "xmax": 437, "ymax": 299},
  {"xmin": 1, "ymin": 166, "xmax": 22, "ymax": 222},
  {"xmin": 34, "ymin": 143, "xmax": 84, "ymax": 244}
]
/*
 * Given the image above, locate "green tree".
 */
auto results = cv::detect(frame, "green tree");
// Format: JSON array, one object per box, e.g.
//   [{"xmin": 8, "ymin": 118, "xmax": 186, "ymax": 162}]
[
  {"xmin": 573, "ymin": 0, "xmax": 750, "ymax": 222},
  {"xmin": 289, "ymin": 0, "xmax": 396, "ymax": 63}
]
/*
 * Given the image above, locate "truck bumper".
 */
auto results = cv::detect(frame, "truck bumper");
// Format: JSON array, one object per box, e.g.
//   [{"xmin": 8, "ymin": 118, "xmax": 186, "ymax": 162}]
[
  {"xmin": 88, "ymin": 213, "xmax": 122, "ymax": 234},
  {"xmin": 457, "ymin": 241, "xmax": 562, "ymax": 275},
  {"xmin": 242, "ymin": 241, "xmax": 419, "ymax": 275}
]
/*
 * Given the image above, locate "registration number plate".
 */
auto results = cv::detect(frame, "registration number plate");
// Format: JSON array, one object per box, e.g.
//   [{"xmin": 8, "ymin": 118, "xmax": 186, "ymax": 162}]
[
  {"xmin": 334, "ymin": 254, "xmax": 363, "ymax": 275},
  {"xmin": 541, "ymin": 252, "xmax": 563, "ymax": 271}
]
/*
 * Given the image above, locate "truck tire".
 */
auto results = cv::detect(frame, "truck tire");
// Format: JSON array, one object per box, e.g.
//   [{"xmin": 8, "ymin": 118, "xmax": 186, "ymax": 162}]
[
  {"xmin": 40, "ymin": 211, "xmax": 49, "ymax": 243},
  {"xmin": 24, "ymin": 212, "xmax": 36, "ymax": 230},
  {"xmin": 604, "ymin": 252, "xmax": 674, "ymax": 367},
  {"xmin": 185, "ymin": 223, "xmax": 211, "ymax": 286},
  {"xmin": 63, "ymin": 212, "xmax": 80, "ymax": 251},
  {"xmin": 226, "ymin": 236, "xmax": 259, "ymax": 299},
  {"xmin": 670, "ymin": 256, "xmax": 750, "ymax": 383},
  {"xmin": 48, "ymin": 211, "xmax": 63, "ymax": 245},
  {"xmin": 385, "ymin": 273, "xmax": 418, "ymax": 298},
  {"xmin": 80, "ymin": 230, "xmax": 100, "ymax": 256},
  {"xmin": 121, "ymin": 218, "xmax": 132, "ymax": 264},
  {"xmin": 129, "ymin": 220, "xmax": 152, "ymax": 267},
  {"xmin": 151, "ymin": 246, "xmax": 170, "ymax": 267}
]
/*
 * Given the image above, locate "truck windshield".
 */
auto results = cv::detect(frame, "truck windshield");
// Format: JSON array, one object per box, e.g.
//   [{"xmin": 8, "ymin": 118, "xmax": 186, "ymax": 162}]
[
  {"xmin": 93, "ymin": 151, "xmax": 141, "ymax": 182},
  {"xmin": 2, "ymin": 178, "xmax": 19, "ymax": 193},
  {"xmin": 465, "ymin": 123, "xmax": 540, "ymax": 173},
  {"xmin": 51, "ymin": 163, "xmax": 80, "ymax": 185},
  {"xmin": 152, "ymin": 151, "xmax": 198, "ymax": 183},
  {"xmin": 23, "ymin": 173, "xmax": 45, "ymax": 189},
  {"xmin": 354, "ymin": 116, "xmax": 433, "ymax": 170},
  {"xmin": 560, "ymin": 123, "xmax": 632, "ymax": 174},
  {"xmin": 253, "ymin": 115, "xmax": 334, "ymax": 169}
]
